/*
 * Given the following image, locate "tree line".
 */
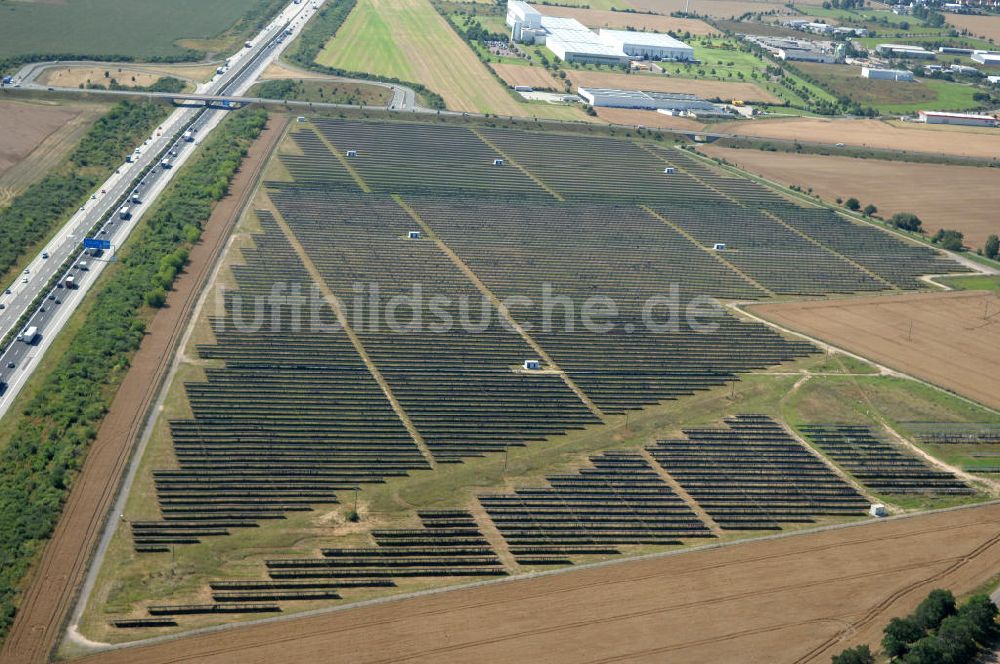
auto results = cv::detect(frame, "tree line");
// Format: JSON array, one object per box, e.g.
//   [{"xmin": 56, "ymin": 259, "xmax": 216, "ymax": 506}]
[
  {"xmin": 0, "ymin": 107, "xmax": 268, "ymax": 645},
  {"xmin": 833, "ymin": 589, "xmax": 998, "ymax": 663}
]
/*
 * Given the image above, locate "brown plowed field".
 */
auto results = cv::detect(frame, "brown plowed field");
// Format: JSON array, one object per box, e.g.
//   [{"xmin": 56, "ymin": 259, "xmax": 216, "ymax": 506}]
[
  {"xmin": 753, "ymin": 290, "xmax": 1000, "ymax": 411},
  {"xmin": 0, "ymin": 115, "xmax": 289, "ymax": 664},
  {"xmin": 597, "ymin": 106, "xmax": 706, "ymax": 131},
  {"xmin": 537, "ymin": 6, "xmax": 717, "ymax": 34},
  {"xmin": 714, "ymin": 117, "xmax": 1000, "ymax": 160},
  {"xmin": 699, "ymin": 146, "xmax": 1000, "ymax": 248},
  {"xmin": 0, "ymin": 100, "xmax": 91, "ymax": 178},
  {"xmin": 945, "ymin": 13, "xmax": 1000, "ymax": 42},
  {"xmin": 568, "ymin": 70, "xmax": 780, "ymax": 103},
  {"xmin": 491, "ymin": 63, "xmax": 562, "ymax": 90},
  {"xmin": 71, "ymin": 502, "xmax": 1000, "ymax": 664}
]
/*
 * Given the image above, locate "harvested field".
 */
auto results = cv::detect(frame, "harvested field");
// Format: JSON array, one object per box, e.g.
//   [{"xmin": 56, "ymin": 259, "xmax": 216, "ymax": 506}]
[
  {"xmin": 0, "ymin": 100, "xmax": 88, "ymax": 178},
  {"xmin": 698, "ymin": 146, "xmax": 1000, "ymax": 248},
  {"xmin": 0, "ymin": 116, "xmax": 289, "ymax": 664},
  {"xmin": 752, "ymin": 290, "xmax": 1000, "ymax": 411},
  {"xmin": 567, "ymin": 70, "xmax": 781, "ymax": 103},
  {"xmin": 39, "ymin": 66, "xmax": 162, "ymax": 89},
  {"xmin": 715, "ymin": 117, "xmax": 1000, "ymax": 160},
  {"xmin": 0, "ymin": 99, "xmax": 104, "ymax": 205},
  {"xmin": 72, "ymin": 502, "xmax": 1000, "ymax": 664},
  {"xmin": 315, "ymin": 0, "xmax": 585, "ymax": 119},
  {"xmin": 945, "ymin": 13, "xmax": 1000, "ymax": 43},
  {"xmin": 595, "ymin": 107, "xmax": 705, "ymax": 131},
  {"xmin": 629, "ymin": 0, "xmax": 794, "ymax": 18},
  {"xmin": 490, "ymin": 63, "xmax": 562, "ymax": 90},
  {"xmin": 535, "ymin": 6, "xmax": 717, "ymax": 34}
]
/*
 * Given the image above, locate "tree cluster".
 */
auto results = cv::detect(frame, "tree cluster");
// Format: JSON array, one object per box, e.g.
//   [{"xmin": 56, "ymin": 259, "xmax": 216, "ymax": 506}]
[{"xmin": 833, "ymin": 590, "xmax": 997, "ymax": 664}]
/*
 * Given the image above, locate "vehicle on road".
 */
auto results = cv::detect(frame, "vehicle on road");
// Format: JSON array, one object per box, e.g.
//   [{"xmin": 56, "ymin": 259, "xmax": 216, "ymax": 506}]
[
  {"xmin": 17, "ymin": 326, "xmax": 38, "ymax": 344},
  {"xmin": 42, "ymin": 252, "xmax": 49, "ymax": 259}
]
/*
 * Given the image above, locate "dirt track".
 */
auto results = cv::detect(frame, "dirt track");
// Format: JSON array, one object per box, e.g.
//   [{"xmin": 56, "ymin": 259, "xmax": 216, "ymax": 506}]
[
  {"xmin": 752, "ymin": 291, "xmax": 1000, "ymax": 411},
  {"xmin": 0, "ymin": 115, "xmax": 289, "ymax": 664},
  {"xmin": 70, "ymin": 502, "xmax": 1000, "ymax": 664},
  {"xmin": 699, "ymin": 146, "xmax": 1000, "ymax": 248}
]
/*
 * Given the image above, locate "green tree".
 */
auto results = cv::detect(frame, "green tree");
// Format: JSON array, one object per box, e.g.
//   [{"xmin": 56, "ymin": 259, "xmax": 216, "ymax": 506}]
[
  {"xmin": 862, "ymin": 204, "xmax": 877, "ymax": 216},
  {"xmin": 889, "ymin": 212, "xmax": 923, "ymax": 232},
  {"xmin": 830, "ymin": 644, "xmax": 874, "ymax": 664},
  {"xmin": 883, "ymin": 616, "xmax": 924, "ymax": 658},
  {"xmin": 935, "ymin": 614, "xmax": 977, "ymax": 663},
  {"xmin": 901, "ymin": 636, "xmax": 947, "ymax": 664},
  {"xmin": 914, "ymin": 589, "xmax": 957, "ymax": 631},
  {"xmin": 984, "ymin": 234, "xmax": 999, "ymax": 260},
  {"xmin": 956, "ymin": 594, "xmax": 998, "ymax": 642},
  {"xmin": 932, "ymin": 229, "xmax": 964, "ymax": 252},
  {"xmin": 844, "ymin": 197, "xmax": 861, "ymax": 211}
]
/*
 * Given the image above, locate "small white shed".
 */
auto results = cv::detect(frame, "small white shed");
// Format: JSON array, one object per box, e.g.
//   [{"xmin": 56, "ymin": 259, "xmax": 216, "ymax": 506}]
[
  {"xmin": 523, "ymin": 359, "xmax": 541, "ymax": 370},
  {"xmin": 408, "ymin": 230, "xmax": 421, "ymax": 240}
]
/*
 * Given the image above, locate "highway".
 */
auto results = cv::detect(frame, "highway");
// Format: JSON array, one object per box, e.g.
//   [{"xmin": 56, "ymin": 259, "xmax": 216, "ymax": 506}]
[{"xmin": 0, "ymin": 0, "xmax": 324, "ymax": 418}]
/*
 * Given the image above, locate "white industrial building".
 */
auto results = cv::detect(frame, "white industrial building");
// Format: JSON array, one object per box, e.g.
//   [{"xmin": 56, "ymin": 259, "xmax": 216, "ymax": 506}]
[
  {"xmin": 876, "ymin": 43, "xmax": 936, "ymax": 59},
  {"xmin": 862, "ymin": 67, "xmax": 915, "ymax": 81},
  {"xmin": 989, "ymin": 75, "xmax": 1000, "ymax": 85},
  {"xmin": 918, "ymin": 110, "xmax": 998, "ymax": 127},
  {"xmin": 972, "ymin": 51, "xmax": 1000, "ymax": 65},
  {"xmin": 577, "ymin": 87, "xmax": 719, "ymax": 112},
  {"xmin": 505, "ymin": 1, "xmax": 691, "ymax": 65},
  {"xmin": 543, "ymin": 17, "xmax": 629, "ymax": 65},
  {"xmin": 598, "ymin": 29, "xmax": 694, "ymax": 61}
]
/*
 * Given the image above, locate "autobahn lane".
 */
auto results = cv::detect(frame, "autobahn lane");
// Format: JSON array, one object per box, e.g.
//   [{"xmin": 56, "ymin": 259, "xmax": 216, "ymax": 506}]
[{"xmin": 0, "ymin": 0, "xmax": 322, "ymax": 418}]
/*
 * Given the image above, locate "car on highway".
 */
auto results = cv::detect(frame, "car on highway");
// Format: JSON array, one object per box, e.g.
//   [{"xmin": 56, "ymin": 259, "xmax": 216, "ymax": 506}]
[
  {"xmin": 0, "ymin": 304, "xmax": 5, "ymax": 310},
  {"xmin": 6, "ymin": 362, "xmax": 14, "ymax": 369},
  {"xmin": 21, "ymin": 277, "xmax": 27, "ymax": 284},
  {"xmin": 42, "ymin": 252, "xmax": 49, "ymax": 259},
  {"xmin": 4, "ymin": 289, "xmax": 10, "ymax": 294}
]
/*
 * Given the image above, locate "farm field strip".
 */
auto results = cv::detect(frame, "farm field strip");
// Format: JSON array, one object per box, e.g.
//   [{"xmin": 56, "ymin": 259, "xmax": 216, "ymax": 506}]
[
  {"xmin": 753, "ymin": 290, "xmax": 1000, "ymax": 412},
  {"xmin": 315, "ymin": 0, "xmax": 585, "ymax": 119},
  {"xmin": 698, "ymin": 145, "xmax": 1000, "ymax": 249}
]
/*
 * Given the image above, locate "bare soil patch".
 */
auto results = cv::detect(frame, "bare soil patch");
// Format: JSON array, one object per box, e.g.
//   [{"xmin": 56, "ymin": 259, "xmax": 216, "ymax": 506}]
[
  {"xmin": 597, "ymin": 106, "xmax": 706, "ymax": 130},
  {"xmin": 38, "ymin": 66, "xmax": 162, "ymax": 89},
  {"xmin": 538, "ymin": 6, "xmax": 718, "ymax": 34},
  {"xmin": 715, "ymin": 117, "xmax": 1000, "ymax": 160},
  {"xmin": 753, "ymin": 290, "xmax": 1000, "ymax": 411},
  {"xmin": 0, "ymin": 100, "xmax": 85, "ymax": 177},
  {"xmin": 945, "ymin": 13, "xmax": 1000, "ymax": 42},
  {"xmin": 71, "ymin": 502, "xmax": 1000, "ymax": 664},
  {"xmin": 568, "ymin": 69, "xmax": 780, "ymax": 103},
  {"xmin": 699, "ymin": 146, "xmax": 1000, "ymax": 248},
  {"xmin": 0, "ymin": 115, "xmax": 289, "ymax": 664},
  {"xmin": 491, "ymin": 63, "xmax": 562, "ymax": 90}
]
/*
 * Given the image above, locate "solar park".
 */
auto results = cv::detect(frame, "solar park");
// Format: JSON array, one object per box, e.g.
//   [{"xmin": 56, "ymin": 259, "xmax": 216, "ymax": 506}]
[{"xmin": 98, "ymin": 117, "xmax": 980, "ymax": 634}]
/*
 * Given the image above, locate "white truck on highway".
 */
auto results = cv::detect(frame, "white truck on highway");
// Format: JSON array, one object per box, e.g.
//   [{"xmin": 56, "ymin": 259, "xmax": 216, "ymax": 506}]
[
  {"xmin": 64, "ymin": 276, "xmax": 77, "ymax": 289},
  {"xmin": 119, "ymin": 206, "xmax": 131, "ymax": 220},
  {"xmin": 18, "ymin": 326, "xmax": 38, "ymax": 344},
  {"xmin": 183, "ymin": 129, "xmax": 195, "ymax": 142}
]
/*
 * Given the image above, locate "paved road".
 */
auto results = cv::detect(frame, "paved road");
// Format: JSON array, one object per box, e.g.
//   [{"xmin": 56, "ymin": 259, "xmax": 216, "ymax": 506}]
[{"xmin": 0, "ymin": 0, "xmax": 324, "ymax": 418}]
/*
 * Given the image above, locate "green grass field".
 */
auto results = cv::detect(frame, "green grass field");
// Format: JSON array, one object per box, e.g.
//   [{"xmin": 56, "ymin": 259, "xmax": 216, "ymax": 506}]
[
  {"xmin": 938, "ymin": 274, "xmax": 1000, "ymax": 291},
  {"xmin": 796, "ymin": 62, "xmax": 982, "ymax": 112},
  {"xmin": 249, "ymin": 78, "xmax": 393, "ymax": 105},
  {"xmin": 316, "ymin": 0, "xmax": 587, "ymax": 118},
  {"xmin": 0, "ymin": 0, "xmax": 283, "ymax": 60}
]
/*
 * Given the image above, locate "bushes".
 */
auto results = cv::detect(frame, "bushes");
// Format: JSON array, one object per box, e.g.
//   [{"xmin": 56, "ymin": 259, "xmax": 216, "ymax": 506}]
[
  {"xmin": 873, "ymin": 589, "xmax": 996, "ymax": 663},
  {"xmin": 931, "ymin": 229, "xmax": 964, "ymax": 252},
  {"xmin": 889, "ymin": 212, "xmax": 923, "ymax": 233},
  {"xmin": 0, "ymin": 101, "xmax": 165, "ymax": 283},
  {"xmin": 0, "ymin": 107, "xmax": 267, "ymax": 645},
  {"xmin": 983, "ymin": 234, "xmax": 998, "ymax": 260}
]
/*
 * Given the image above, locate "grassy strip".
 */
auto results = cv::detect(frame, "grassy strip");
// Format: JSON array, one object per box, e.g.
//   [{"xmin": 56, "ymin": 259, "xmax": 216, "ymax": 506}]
[
  {"xmin": 286, "ymin": 0, "xmax": 446, "ymax": 109},
  {"xmin": 0, "ymin": 101, "xmax": 167, "ymax": 287},
  {"xmin": 0, "ymin": 107, "xmax": 268, "ymax": 644}
]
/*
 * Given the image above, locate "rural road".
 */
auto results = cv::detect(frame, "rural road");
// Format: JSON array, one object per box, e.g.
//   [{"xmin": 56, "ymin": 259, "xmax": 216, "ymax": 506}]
[{"xmin": 0, "ymin": 0, "xmax": 324, "ymax": 419}]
